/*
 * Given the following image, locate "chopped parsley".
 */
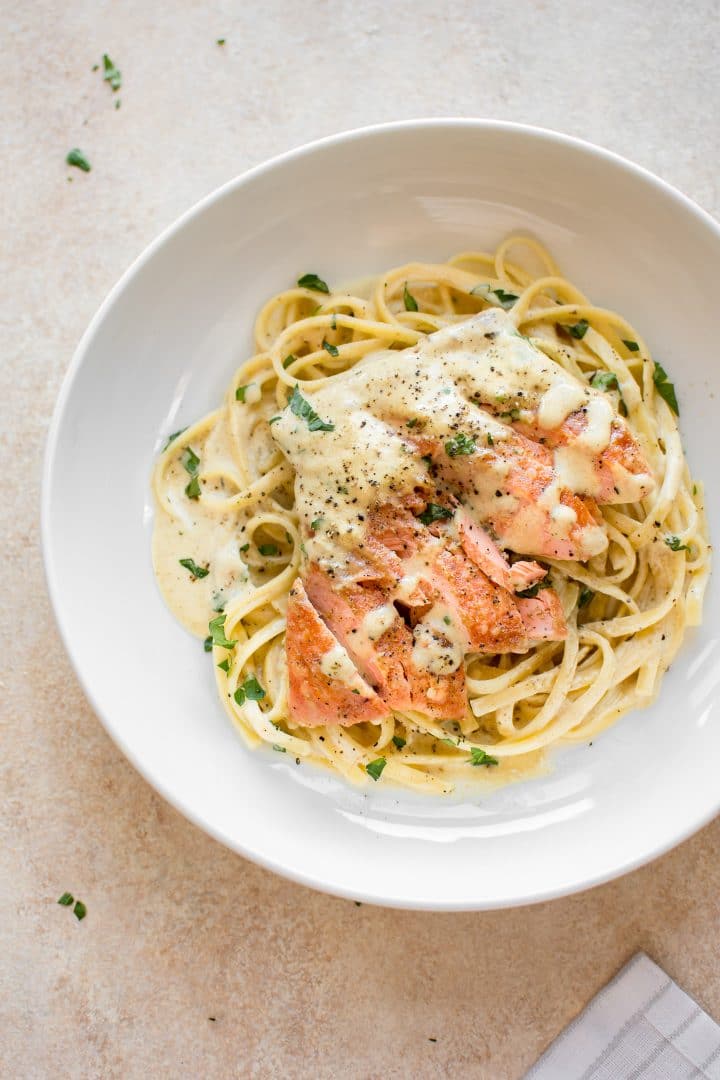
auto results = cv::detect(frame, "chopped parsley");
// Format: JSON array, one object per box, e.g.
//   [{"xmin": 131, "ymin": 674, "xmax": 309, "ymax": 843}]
[
  {"xmin": 417, "ymin": 503, "xmax": 453, "ymax": 526},
  {"xmin": 268, "ymin": 415, "xmax": 281, "ymax": 425},
  {"xmin": 235, "ymin": 385, "xmax": 248, "ymax": 402},
  {"xmin": 469, "ymin": 747, "xmax": 499, "ymax": 767},
  {"xmin": 590, "ymin": 371, "xmax": 620, "ymax": 393},
  {"xmin": 486, "ymin": 433, "xmax": 494, "ymax": 446},
  {"xmin": 239, "ymin": 543, "xmax": 250, "ymax": 553},
  {"xmin": 297, "ymin": 272, "xmax": 329, "ymax": 293},
  {"xmin": 311, "ymin": 518, "xmax": 323, "ymax": 530},
  {"xmin": 258, "ymin": 543, "xmax": 279, "ymax": 557},
  {"xmin": 288, "ymin": 384, "xmax": 335, "ymax": 432},
  {"xmin": 403, "ymin": 283, "xmax": 419, "ymax": 311},
  {"xmin": 234, "ymin": 676, "xmax": 266, "ymax": 705},
  {"xmin": 208, "ymin": 613, "xmax": 236, "ymax": 649},
  {"xmin": 73, "ymin": 900, "xmax": 87, "ymax": 921},
  {"xmin": 622, "ymin": 339, "xmax": 640, "ymax": 352},
  {"xmin": 499, "ymin": 408, "xmax": 521, "ymax": 421},
  {"xmin": 445, "ymin": 432, "xmax": 476, "ymax": 457},
  {"xmin": 184, "ymin": 475, "xmax": 201, "ymax": 500},
  {"xmin": 566, "ymin": 319, "xmax": 590, "ymax": 339},
  {"xmin": 179, "ymin": 557, "xmax": 209, "ymax": 579},
  {"xmin": 665, "ymin": 535, "xmax": 690, "ymax": 552},
  {"xmin": 590, "ymin": 370, "xmax": 627, "ymax": 414},
  {"xmin": 272, "ymin": 744, "xmax": 286, "ymax": 753},
  {"xmin": 322, "ymin": 338, "xmax": 339, "ymax": 357},
  {"xmin": 182, "ymin": 446, "xmax": 200, "ymax": 475},
  {"xmin": 365, "ymin": 757, "xmax": 387, "ymax": 781},
  {"xmin": 515, "ymin": 577, "xmax": 551, "ymax": 599},
  {"xmin": 58, "ymin": 892, "xmax": 74, "ymax": 906},
  {"xmin": 578, "ymin": 585, "xmax": 594, "ymax": 608},
  {"xmin": 102, "ymin": 53, "xmax": 122, "ymax": 92},
  {"xmin": 471, "ymin": 284, "xmax": 519, "ymax": 309},
  {"xmin": 653, "ymin": 361, "xmax": 679, "ymax": 415},
  {"xmin": 66, "ymin": 148, "xmax": 91, "ymax": 172},
  {"xmin": 162, "ymin": 428, "xmax": 186, "ymax": 451},
  {"xmin": 216, "ymin": 37, "xmax": 226, "ymax": 45},
  {"xmin": 217, "ymin": 658, "xmax": 231, "ymax": 673},
  {"xmin": 443, "ymin": 615, "xmax": 452, "ymax": 625},
  {"xmin": 282, "ymin": 354, "xmax": 296, "ymax": 369},
  {"xmin": 392, "ymin": 735, "xmax": 406, "ymax": 750},
  {"xmin": 203, "ymin": 636, "xmax": 213, "ymax": 652}
]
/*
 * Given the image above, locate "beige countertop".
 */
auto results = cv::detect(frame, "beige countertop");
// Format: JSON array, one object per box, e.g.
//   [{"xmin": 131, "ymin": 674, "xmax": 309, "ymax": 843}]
[{"xmin": 3, "ymin": 2, "xmax": 719, "ymax": 1076}]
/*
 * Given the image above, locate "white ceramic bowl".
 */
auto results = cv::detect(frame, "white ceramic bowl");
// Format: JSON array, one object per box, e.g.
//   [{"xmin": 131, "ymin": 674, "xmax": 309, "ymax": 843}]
[{"xmin": 43, "ymin": 120, "xmax": 719, "ymax": 910}]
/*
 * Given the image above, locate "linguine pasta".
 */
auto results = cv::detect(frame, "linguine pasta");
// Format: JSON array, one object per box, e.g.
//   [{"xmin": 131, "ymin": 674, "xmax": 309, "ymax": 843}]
[{"xmin": 152, "ymin": 237, "xmax": 710, "ymax": 794}]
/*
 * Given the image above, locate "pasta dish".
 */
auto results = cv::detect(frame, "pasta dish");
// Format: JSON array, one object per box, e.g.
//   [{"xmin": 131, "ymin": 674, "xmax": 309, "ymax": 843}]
[{"xmin": 152, "ymin": 236, "xmax": 709, "ymax": 793}]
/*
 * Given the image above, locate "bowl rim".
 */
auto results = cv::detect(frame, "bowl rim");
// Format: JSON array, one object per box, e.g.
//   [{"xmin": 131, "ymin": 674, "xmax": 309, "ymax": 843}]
[{"xmin": 41, "ymin": 118, "xmax": 720, "ymax": 909}]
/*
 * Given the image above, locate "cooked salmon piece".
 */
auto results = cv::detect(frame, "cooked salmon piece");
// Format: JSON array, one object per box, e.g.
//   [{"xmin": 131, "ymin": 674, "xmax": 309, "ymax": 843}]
[
  {"xmin": 455, "ymin": 510, "xmax": 546, "ymax": 592},
  {"xmin": 304, "ymin": 565, "xmax": 466, "ymax": 720},
  {"xmin": 286, "ymin": 580, "xmax": 388, "ymax": 728},
  {"xmin": 516, "ymin": 588, "xmax": 568, "ymax": 643},
  {"xmin": 427, "ymin": 544, "xmax": 528, "ymax": 653},
  {"xmin": 514, "ymin": 412, "xmax": 654, "ymax": 505},
  {"xmin": 410, "ymin": 423, "xmax": 608, "ymax": 562}
]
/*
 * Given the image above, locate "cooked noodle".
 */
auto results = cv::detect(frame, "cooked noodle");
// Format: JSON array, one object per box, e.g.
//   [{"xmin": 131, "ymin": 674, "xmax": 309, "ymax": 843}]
[{"xmin": 152, "ymin": 237, "xmax": 710, "ymax": 794}]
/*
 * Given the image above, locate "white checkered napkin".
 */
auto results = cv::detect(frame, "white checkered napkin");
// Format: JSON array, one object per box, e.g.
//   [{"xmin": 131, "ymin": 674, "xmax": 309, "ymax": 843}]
[{"xmin": 525, "ymin": 953, "xmax": 720, "ymax": 1079}]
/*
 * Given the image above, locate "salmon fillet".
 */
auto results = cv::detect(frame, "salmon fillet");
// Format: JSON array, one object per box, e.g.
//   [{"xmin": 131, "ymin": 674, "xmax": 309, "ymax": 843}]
[
  {"xmin": 286, "ymin": 580, "xmax": 389, "ymax": 727},
  {"xmin": 304, "ymin": 565, "xmax": 467, "ymax": 720}
]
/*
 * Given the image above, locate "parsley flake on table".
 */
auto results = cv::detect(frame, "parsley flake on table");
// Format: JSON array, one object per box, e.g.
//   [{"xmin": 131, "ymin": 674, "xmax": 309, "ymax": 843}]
[
  {"xmin": 66, "ymin": 148, "xmax": 91, "ymax": 172},
  {"xmin": 101, "ymin": 53, "xmax": 122, "ymax": 92}
]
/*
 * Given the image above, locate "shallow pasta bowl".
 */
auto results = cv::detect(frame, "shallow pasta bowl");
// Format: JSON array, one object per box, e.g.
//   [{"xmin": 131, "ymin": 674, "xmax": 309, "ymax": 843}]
[{"xmin": 42, "ymin": 119, "xmax": 720, "ymax": 910}]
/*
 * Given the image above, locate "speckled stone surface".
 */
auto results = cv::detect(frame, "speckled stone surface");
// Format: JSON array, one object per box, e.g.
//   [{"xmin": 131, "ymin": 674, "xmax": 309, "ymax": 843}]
[{"xmin": 2, "ymin": 2, "xmax": 719, "ymax": 1076}]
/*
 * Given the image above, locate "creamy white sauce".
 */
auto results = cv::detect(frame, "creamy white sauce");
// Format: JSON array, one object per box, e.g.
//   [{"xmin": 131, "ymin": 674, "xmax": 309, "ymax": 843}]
[
  {"xmin": 537, "ymin": 382, "xmax": 587, "ymax": 430},
  {"xmin": 554, "ymin": 444, "xmax": 603, "ymax": 497},
  {"xmin": 152, "ymin": 408, "xmax": 256, "ymax": 636},
  {"xmin": 411, "ymin": 606, "xmax": 466, "ymax": 676},
  {"xmin": 271, "ymin": 309, "xmax": 633, "ymax": 565},
  {"xmin": 361, "ymin": 603, "xmax": 398, "ymax": 641},
  {"xmin": 550, "ymin": 503, "xmax": 578, "ymax": 528},
  {"xmin": 576, "ymin": 396, "xmax": 614, "ymax": 453},
  {"xmin": 319, "ymin": 642, "xmax": 364, "ymax": 686}
]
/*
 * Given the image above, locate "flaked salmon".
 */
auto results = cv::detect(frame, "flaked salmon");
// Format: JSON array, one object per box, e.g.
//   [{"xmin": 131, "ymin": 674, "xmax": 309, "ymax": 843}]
[
  {"xmin": 272, "ymin": 308, "xmax": 654, "ymax": 728},
  {"xmin": 286, "ymin": 579, "xmax": 389, "ymax": 727}
]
